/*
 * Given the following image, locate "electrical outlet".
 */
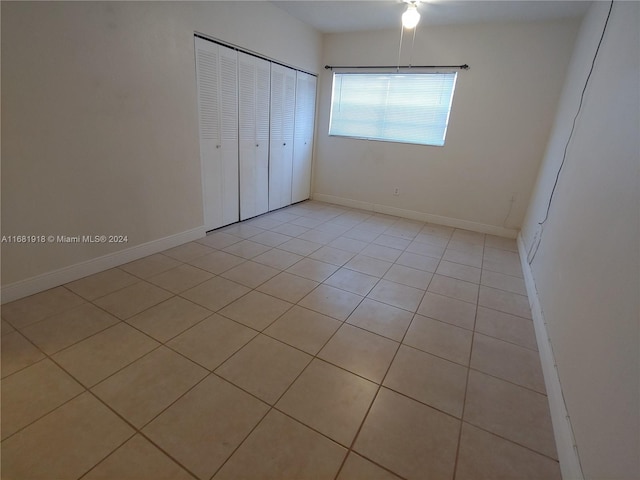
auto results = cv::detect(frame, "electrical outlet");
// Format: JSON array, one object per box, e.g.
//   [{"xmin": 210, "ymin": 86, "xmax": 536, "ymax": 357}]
[{"xmin": 393, "ymin": 187, "xmax": 400, "ymax": 196}]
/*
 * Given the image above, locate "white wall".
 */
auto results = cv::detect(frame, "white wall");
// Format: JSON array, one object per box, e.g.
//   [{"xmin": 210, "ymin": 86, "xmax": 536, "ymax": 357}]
[
  {"xmin": 1, "ymin": 1, "xmax": 321, "ymax": 290},
  {"xmin": 314, "ymin": 19, "xmax": 579, "ymax": 234},
  {"xmin": 520, "ymin": 2, "xmax": 639, "ymax": 479}
]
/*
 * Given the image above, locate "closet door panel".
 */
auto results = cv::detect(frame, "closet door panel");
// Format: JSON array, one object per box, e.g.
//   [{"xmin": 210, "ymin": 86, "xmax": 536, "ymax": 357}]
[
  {"xmin": 239, "ymin": 53, "xmax": 270, "ymax": 220},
  {"xmin": 292, "ymin": 72, "xmax": 316, "ymax": 203},
  {"xmin": 195, "ymin": 38, "xmax": 239, "ymax": 230},
  {"xmin": 195, "ymin": 38, "xmax": 224, "ymax": 230}
]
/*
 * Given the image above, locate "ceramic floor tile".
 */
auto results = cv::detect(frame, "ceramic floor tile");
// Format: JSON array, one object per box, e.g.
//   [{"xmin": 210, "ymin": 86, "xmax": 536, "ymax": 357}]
[
  {"xmin": 1, "ymin": 319, "xmax": 16, "ymax": 336},
  {"xmin": 383, "ymin": 264, "xmax": 432, "ymax": 290},
  {"xmin": 162, "ymin": 241, "xmax": 214, "ymax": 262},
  {"xmin": 20, "ymin": 303, "xmax": 118, "ymax": 355},
  {"xmin": 452, "ymin": 229, "xmax": 485, "ymax": 245},
  {"xmin": 278, "ymin": 237, "xmax": 323, "ymax": 256},
  {"xmin": 405, "ymin": 241, "xmax": 445, "ymax": 259},
  {"xmin": 329, "ymin": 236, "xmax": 369, "ymax": 253},
  {"xmin": 213, "ymin": 409, "xmax": 346, "ymax": 480},
  {"xmin": 346, "ymin": 298, "xmax": 413, "ymax": 342},
  {"xmin": 456, "ymin": 423, "xmax": 561, "ymax": 480},
  {"xmin": 65, "ymin": 268, "xmax": 138, "ymax": 301},
  {"xmin": 484, "ymin": 234, "xmax": 518, "ymax": 252},
  {"xmin": 256, "ymin": 272, "xmax": 319, "ymax": 303},
  {"xmin": 1, "ymin": 392, "xmax": 134, "ymax": 480},
  {"xmin": 120, "ymin": 254, "xmax": 182, "ymax": 279},
  {"xmin": 337, "ymin": 453, "xmax": 402, "ymax": 480},
  {"xmin": 271, "ymin": 223, "xmax": 309, "ymax": 237},
  {"xmin": 218, "ymin": 290, "xmax": 292, "ymax": 330},
  {"xmin": 482, "ymin": 254, "xmax": 524, "ymax": 278},
  {"xmin": 93, "ymin": 281, "xmax": 172, "ymax": 320},
  {"xmin": 216, "ymin": 334, "xmax": 312, "ymax": 404},
  {"xmin": 249, "ymin": 231, "xmax": 292, "ymax": 247},
  {"xmin": 383, "ymin": 345, "xmax": 467, "ymax": 417},
  {"xmin": 126, "ymin": 296, "xmax": 212, "ymax": 343},
  {"xmin": 147, "ymin": 264, "xmax": 214, "ymax": 294},
  {"xmin": 83, "ymin": 434, "xmax": 194, "ymax": 480},
  {"xmin": 367, "ymin": 279, "xmax": 424, "ymax": 312},
  {"xmin": 187, "ymin": 250, "xmax": 246, "ymax": 274},
  {"xmin": 143, "ymin": 374, "xmax": 269, "ymax": 480},
  {"xmin": 298, "ymin": 284, "xmax": 363, "ymax": 321},
  {"xmin": 220, "ymin": 223, "xmax": 264, "ymax": 239},
  {"xmin": 180, "ymin": 277, "xmax": 251, "ymax": 312},
  {"xmin": 395, "ymin": 251, "xmax": 439, "ymax": 273},
  {"xmin": 421, "ymin": 223, "xmax": 454, "ymax": 238},
  {"xmin": 53, "ymin": 322, "xmax": 159, "ymax": 387},
  {"xmin": 428, "ymin": 274, "xmax": 479, "ymax": 304},
  {"xmin": 277, "ymin": 359, "xmax": 378, "ymax": 446},
  {"xmin": 195, "ymin": 231, "xmax": 242, "ymax": 249},
  {"xmin": 245, "ymin": 216, "xmax": 284, "ymax": 230},
  {"xmin": 298, "ymin": 228, "xmax": 339, "ymax": 245},
  {"xmin": 290, "ymin": 216, "xmax": 325, "ymax": 229},
  {"xmin": 1, "ymin": 359, "xmax": 84, "ymax": 440},
  {"xmin": 413, "ymin": 232, "xmax": 449, "ymax": 248},
  {"xmin": 1, "ymin": 332, "xmax": 46, "ymax": 378},
  {"xmin": 1, "ymin": 286, "xmax": 86, "ymax": 329},
  {"xmin": 344, "ymin": 254, "xmax": 393, "ymax": 277},
  {"xmin": 475, "ymin": 306, "xmax": 538, "ymax": 351},
  {"xmin": 309, "ymin": 245, "xmax": 356, "ymax": 266},
  {"xmin": 417, "ymin": 291, "xmax": 477, "ymax": 330},
  {"xmin": 318, "ymin": 324, "xmax": 398, "ymax": 383},
  {"xmin": 471, "ymin": 333, "xmax": 545, "ymax": 393},
  {"xmin": 252, "ymin": 248, "xmax": 304, "ymax": 270},
  {"xmin": 435, "ymin": 260, "xmax": 481, "ymax": 284},
  {"xmin": 343, "ymin": 227, "xmax": 378, "ymax": 242},
  {"xmin": 168, "ymin": 314, "xmax": 257, "ymax": 370},
  {"xmin": 481, "ymin": 269, "xmax": 527, "ymax": 296},
  {"xmin": 442, "ymin": 248, "xmax": 483, "ymax": 268},
  {"xmin": 446, "ymin": 240, "xmax": 484, "ymax": 256},
  {"xmin": 324, "ymin": 268, "xmax": 379, "ymax": 296},
  {"xmin": 222, "ymin": 240, "xmax": 272, "ymax": 259},
  {"xmin": 361, "ymin": 244, "xmax": 403, "ymax": 262},
  {"xmin": 464, "ymin": 370, "xmax": 557, "ymax": 459},
  {"xmin": 92, "ymin": 346, "xmax": 208, "ymax": 428},
  {"xmin": 265, "ymin": 210, "xmax": 300, "ymax": 223},
  {"xmin": 404, "ymin": 314, "xmax": 473, "ymax": 366},
  {"xmin": 353, "ymin": 388, "xmax": 460, "ymax": 480},
  {"xmin": 479, "ymin": 285, "xmax": 532, "ymax": 319},
  {"xmin": 264, "ymin": 305, "xmax": 342, "ymax": 355},
  {"xmin": 220, "ymin": 260, "xmax": 280, "ymax": 288},
  {"xmin": 285, "ymin": 258, "xmax": 339, "ymax": 282},
  {"xmin": 372, "ymin": 234, "xmax": 411, "ymax": 251}
]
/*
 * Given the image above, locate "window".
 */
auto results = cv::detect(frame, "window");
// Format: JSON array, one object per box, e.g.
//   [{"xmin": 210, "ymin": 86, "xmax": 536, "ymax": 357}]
[{"xmin": 329, "ymin": 72, "xmax": 457, "ymax": 147}]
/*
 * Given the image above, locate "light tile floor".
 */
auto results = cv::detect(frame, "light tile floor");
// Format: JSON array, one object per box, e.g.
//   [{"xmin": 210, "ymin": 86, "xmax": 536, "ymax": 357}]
[{"xmin": 1, "ymin": 200, "xmax": 560, "ymax": 480}]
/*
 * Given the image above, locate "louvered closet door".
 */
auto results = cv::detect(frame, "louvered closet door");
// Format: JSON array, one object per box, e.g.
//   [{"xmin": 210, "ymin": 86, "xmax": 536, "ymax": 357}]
[
  {"xmin": 195, "ymin": 37, "xmax": 239, "ymax": 230},
  {"xmin": 269, "ymin": 64, "xmax": 296, "ymax": 211},
  {"xmin": 239, "ymin": 52, "xmax": 270, "ymax": 221},
  {"xmin": 292, "ymin": 72, "xmax": 317, "ymax": 203}
]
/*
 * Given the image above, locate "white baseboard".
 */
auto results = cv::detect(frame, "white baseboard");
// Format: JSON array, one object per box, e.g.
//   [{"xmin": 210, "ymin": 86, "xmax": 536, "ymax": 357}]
[
  {"xmin": 312, "ymin": 193, "xmax": 519, "ymax": 238},
  {"xmin": 517, "ymin": 233, "xmax": 584, "ymax": 480},
  {"xmin": 1, "ymin": 226, "xmax": 207, "ymax": 304}
]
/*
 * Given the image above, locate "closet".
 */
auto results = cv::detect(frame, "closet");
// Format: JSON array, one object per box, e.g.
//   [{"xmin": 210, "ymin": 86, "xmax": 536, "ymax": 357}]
[{"xmin": 195, "ymin": 36, "xmax": 316, "ymax": 230}]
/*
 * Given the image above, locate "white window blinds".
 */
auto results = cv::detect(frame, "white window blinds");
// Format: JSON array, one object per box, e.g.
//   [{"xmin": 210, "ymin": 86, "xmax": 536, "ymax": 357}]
[{"xmin": 329, "ymin": 72, "xmax": 457, "ymax": 147}]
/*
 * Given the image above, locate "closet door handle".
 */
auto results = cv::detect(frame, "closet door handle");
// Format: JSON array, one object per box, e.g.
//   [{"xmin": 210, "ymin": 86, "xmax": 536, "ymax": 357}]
[
  {"xmin": 216, "ymin": 145, "xmax": 221, "ymax": 149},
  {"xmin": 256, "ymin": 144, "xmax": 259, "ymax": 147},
  {"xmin": 283, "ymin": 143, "xmax": 286, "ymax": 146}
]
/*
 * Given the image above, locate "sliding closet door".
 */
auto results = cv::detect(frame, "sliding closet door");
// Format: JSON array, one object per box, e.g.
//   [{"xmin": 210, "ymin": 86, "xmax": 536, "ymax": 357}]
[
  {"xmin": 269, "ymin": 64, "xmax": 296, "ymax": 211},
  {"xmin": 239, "ymin": 52, "xmax": 270, "ymax": 221},
  {"xmin": 292, "ymin": 71, "xmax": 317, "ymax": 203},
  {"xmin": 195, "ymin": 37, "xmax": 239, "ymax": 230}
]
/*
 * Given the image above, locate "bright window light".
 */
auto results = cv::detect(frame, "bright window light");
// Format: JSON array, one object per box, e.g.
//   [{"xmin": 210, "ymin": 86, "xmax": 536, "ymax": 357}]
[{"xmin": 329, "ymin": 72, "xmax": 457, "ymax": 147}]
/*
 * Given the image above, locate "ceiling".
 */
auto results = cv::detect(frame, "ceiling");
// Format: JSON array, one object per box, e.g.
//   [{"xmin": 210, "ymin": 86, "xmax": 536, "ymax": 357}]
[{"xmin": 271, "ymin": 1, "xmax": 591, "ymax": 33}]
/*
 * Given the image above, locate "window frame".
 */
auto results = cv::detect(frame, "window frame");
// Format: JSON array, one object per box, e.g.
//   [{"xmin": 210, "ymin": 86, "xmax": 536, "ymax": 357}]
[{"xmin": 328, "ymin": 70, "xmax": 458, "ymax": 147}]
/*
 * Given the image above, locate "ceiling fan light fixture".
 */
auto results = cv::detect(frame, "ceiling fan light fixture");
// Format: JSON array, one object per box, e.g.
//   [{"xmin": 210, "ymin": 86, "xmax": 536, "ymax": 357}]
[{"xmin": 402, "ymin": 3, "xmax": 421, "ymax": 29}]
